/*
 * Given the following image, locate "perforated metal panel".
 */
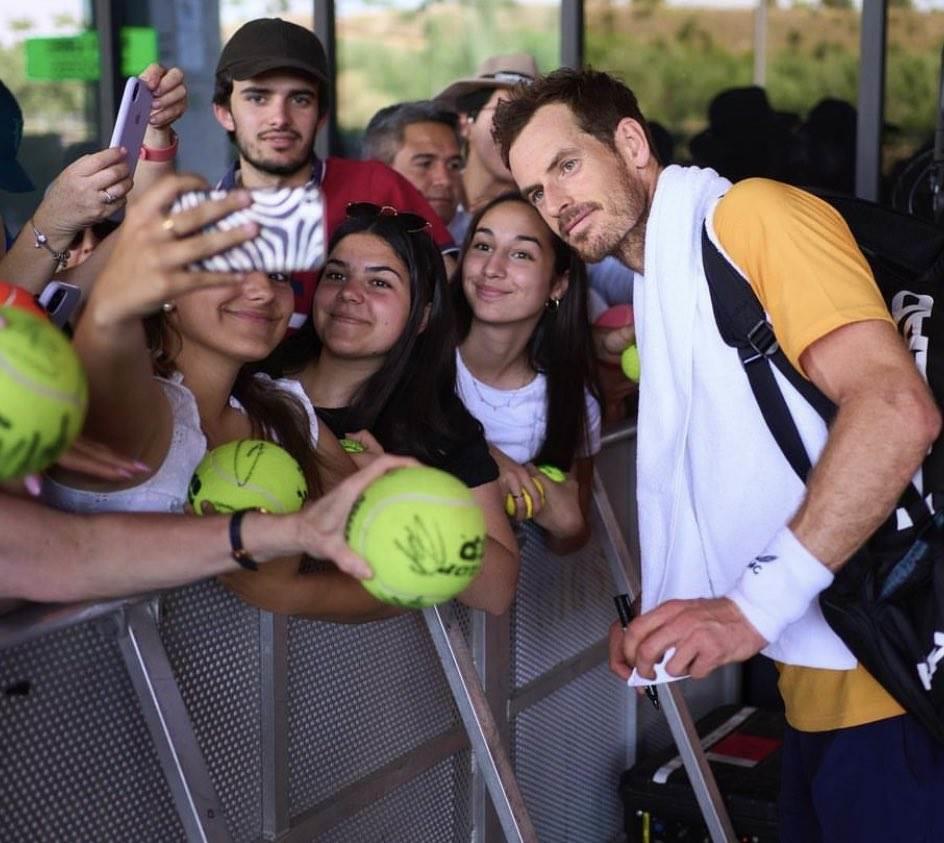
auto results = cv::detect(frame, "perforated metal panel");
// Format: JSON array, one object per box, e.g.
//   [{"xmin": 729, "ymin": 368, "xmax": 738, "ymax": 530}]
[
  {"xmin": 286, "ymin": 612, "xmax": 462, "ymax": 814},
  {"xmin": 159, "ymin": 580, "xmax": 264, "ymax": 842},
  {"xmin": 0, "ymin": 617, "xmax": 185, "ymax": 842},
  {"xmin": 313, "ymin": 750, "xmax": 473, "ymax": 843},
  {"xmin": 512, "ymin": 664, "xmax": 627, "ymax": 843},
  {"xmin": 512, "ymin": 522, "xmax": 616, "ymax": 688}
]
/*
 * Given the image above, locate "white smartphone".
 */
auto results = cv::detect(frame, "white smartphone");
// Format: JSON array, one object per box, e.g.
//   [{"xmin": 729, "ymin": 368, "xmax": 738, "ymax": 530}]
[
  {"xmin": 169, "ymin": 186, "xmax": 326, "ymax": 274},
  {"xmin": 109, "ymin": 77, "xmax": 154, "ymax": 177}
]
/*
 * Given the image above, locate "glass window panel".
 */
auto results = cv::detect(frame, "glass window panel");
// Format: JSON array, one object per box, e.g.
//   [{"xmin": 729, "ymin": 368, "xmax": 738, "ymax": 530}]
[
  {"xmin": 0, "ymin": 0, "xmax": 96, "ymax": 232},
  {"xmin": 885, "ymin": 3, "xmax": 944, "ymax": 217},
  {"xmin": 335, "ymin": 0, "xmax": 561, "ymax": 151},
  {"xmin": 220, "ymin": 0, "xmax": 313, "ymax": 40},
  {"xmin": 585, "ymin": 0, "xmax": 861, "ymax": 189}
]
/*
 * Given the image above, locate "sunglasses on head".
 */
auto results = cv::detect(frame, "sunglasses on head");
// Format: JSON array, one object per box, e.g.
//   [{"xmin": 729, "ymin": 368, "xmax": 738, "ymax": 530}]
[{"xmin": 346, "ymin": 202, "xmax": 432, "ymax": 235}]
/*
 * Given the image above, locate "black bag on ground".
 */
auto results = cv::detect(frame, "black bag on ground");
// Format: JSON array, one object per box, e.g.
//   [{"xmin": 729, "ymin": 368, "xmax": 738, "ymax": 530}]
[
  {"xmin": 620, "ymin": 705, "xmax": 783, "ymax": 842},
  {"xmin": 701, "ymin": 192, "xmax": 944, "ymax": 743}
]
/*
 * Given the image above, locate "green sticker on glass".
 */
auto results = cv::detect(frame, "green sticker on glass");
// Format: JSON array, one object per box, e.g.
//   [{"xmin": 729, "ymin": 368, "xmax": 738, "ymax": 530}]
[
  {"xmin": 26, "ymin": 33, "xmax": 100, "ymax": 81},
  {"xmin": 120, "ymin": 27, "xmax": 158, "ymax": 77},
  {"xmin": 25, "ymin": 28, "xmax": 158, "ymax": 81}
]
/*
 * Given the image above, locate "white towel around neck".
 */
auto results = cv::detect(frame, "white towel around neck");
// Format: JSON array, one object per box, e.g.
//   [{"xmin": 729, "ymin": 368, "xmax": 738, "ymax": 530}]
[{"xmin": 633, "ymin": 165, "xmax": 855, "ymax": 669}]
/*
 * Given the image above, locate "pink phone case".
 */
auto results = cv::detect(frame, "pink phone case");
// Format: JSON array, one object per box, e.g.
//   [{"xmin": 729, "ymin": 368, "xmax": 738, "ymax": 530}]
[{"xmin": 109, "ymin": 77, "xmax": 154, "ymax": 176}]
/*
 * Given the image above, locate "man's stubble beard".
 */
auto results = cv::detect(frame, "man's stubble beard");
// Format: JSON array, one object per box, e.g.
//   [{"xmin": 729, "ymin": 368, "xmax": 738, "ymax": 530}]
[
  {"xmin": 571, "ymin": 162, "xmax": 650, "ymax": 266},
  {"xmin": 235, "ymin": 132, "xmax": 312, "ymax": 178}
]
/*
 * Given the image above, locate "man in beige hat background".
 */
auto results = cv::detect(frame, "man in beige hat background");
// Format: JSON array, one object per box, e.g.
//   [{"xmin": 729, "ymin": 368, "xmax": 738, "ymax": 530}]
[{"xmin": 436, "ymin": 53, "xmax": 538, "ymax": 215}]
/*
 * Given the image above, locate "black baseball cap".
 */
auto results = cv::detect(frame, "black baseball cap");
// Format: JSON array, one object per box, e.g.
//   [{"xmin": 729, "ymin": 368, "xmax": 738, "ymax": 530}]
[
  {"xmin": 216, "ymin": 18, "xmax": 329, "ymax": 85},
  {"xmin": 0, "ymin": 81, "xmax": 35, "ymax": 194}
]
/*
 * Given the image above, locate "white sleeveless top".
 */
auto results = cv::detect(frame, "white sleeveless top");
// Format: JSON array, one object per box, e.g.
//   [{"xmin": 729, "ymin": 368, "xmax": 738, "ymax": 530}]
[
  {"xmin": 455, "ymin": 350, "xmax": 601, "ymax": 464},
  {"xmin": 42, "ymin": 373, "xmax": 318, "ymax": 515}
]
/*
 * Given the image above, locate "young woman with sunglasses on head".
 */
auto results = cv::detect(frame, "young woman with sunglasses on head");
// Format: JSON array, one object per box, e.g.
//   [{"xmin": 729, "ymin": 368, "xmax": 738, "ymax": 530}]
[
  {"xmin": 42, "ymin": 175, "xmax": 353, "ymax": 526},
  {"xmin": 262, "ymin": 202, "xmax": 520, "ymax": 617},
  {"xmin": 453, "ymin": 192, "xmax": 602, "ymax": 554}
]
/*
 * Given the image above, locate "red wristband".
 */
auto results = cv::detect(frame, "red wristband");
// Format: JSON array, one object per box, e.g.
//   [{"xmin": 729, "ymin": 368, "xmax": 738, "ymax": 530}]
[{"xmin": 139, "ymin": 129, "xmax": 178, "ymax": 162}]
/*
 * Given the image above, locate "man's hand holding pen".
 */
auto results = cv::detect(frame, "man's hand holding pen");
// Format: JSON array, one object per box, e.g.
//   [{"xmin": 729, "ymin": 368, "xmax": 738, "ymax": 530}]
[{"xmin": 612, "ymin": 594, "xmax": 660, "ymax": 710}]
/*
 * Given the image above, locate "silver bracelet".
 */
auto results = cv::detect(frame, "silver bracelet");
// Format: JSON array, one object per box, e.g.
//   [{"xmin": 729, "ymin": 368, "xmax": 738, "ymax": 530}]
[{"xmin": 30, "ymin": 220, "xmax": 70, "ymax": 270}]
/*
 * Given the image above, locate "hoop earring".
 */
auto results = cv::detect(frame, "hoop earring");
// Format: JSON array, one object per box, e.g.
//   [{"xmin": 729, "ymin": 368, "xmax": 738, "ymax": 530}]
[{"xmin": 545, "ymin": 296, "xmax": 560, "ymax": 311}]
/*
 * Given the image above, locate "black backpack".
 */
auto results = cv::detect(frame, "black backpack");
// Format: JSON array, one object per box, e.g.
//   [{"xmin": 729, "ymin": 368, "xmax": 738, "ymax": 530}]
[{"xmin": 702, "ymin": 192, "xmax": 944, "ymax": 743}]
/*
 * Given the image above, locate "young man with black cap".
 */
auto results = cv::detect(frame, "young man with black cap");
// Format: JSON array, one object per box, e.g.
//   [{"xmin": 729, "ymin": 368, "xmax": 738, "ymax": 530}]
[{"xmin": 212, "ymin": 18, "xmax": 455, "ymax": 329}]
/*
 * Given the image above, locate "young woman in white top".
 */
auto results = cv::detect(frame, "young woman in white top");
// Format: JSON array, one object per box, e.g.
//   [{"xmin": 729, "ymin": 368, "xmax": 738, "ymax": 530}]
[
  {"xmin": 43, "ymin": 175, "xmax": 348, "ymax": 517},
  {"xmin": 452, "ymin": 192, "xmax": 602, "ymax": 554}
]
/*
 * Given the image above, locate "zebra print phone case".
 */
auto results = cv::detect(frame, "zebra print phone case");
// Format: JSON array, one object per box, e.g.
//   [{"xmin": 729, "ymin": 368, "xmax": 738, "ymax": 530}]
[{"xmin": 171, "ymin": 186, "xmax": 325, "ymax": 273}]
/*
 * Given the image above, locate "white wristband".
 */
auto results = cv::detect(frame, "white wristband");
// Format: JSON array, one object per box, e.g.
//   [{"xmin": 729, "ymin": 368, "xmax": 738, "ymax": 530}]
[{"xmin": 726, "ymin": 527, "xmax": 834, "ymax": 645}]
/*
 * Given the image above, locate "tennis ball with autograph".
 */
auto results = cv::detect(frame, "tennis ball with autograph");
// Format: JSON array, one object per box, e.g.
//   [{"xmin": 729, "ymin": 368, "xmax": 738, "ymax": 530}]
[
  {"xmin": 188, "ymin": 439, "xmax": 308, "ymax": 514},
  {"xmin": 346, "ymin": 466, "xmax": 486, "ymax": 608}
]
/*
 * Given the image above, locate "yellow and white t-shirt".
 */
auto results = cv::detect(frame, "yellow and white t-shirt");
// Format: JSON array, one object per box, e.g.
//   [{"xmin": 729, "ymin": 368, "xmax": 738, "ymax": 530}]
[{"xmin": 713, "ymin": 178, "xmax": 904, "ymax": 732}]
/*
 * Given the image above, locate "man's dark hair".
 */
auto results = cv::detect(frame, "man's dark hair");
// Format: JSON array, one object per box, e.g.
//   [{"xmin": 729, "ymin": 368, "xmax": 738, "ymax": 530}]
[
  {"xmin": 212, "ymin": 69, "xmax": 329, "ymax": 121},
  {"xmin": 491, "ymin": 67, "xmax": 656, "ymax": 169},
  {"xmin": 362, "ymin": 101, "xmax": 460, "ymax": 164},
  {"xmin": 454, "ymin": 88, "xmax": 495, "ymax": 122}
]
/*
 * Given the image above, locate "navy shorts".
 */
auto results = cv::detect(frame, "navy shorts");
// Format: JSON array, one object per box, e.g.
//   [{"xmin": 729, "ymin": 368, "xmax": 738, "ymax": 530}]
[{"xmin": 779, "ymin": 714, "xmax": 944, "ymax": 843}]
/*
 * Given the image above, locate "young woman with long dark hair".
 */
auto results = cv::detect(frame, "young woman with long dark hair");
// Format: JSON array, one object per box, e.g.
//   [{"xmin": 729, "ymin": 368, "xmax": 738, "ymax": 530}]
[{"xmin": 452, "ymin": 192, "xmax": 601, "ymax": 553}]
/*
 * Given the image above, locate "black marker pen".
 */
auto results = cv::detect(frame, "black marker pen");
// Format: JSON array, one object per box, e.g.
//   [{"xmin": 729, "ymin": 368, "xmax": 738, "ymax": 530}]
[{"xmin": 614, "ymin": 593, "xmax": 660, "ymax": 710}]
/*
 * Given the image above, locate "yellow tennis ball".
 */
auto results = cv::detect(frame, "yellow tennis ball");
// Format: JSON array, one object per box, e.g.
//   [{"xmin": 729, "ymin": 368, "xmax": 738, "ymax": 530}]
[
  {"xmin": 188, "ymin": 439, "xmax": 308, "ymax": 514},
  {"xmin": 537, "ymin": 464, "xmax": 566, "ymax": 484},
  {"xmin": 621, "ymin": 344, "xmax": 641, "ymax": 382},
  {"xmin": 347, "ymin": 466, "xmax": 486, "ymax": 608},
  {"xmin": 0, "ymin": 306, "xmax": 88, "ymax": 480}
]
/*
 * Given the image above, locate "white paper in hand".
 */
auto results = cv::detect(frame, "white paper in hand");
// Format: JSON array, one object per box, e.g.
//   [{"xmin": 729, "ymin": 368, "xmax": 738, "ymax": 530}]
[{"xmin": 626, "ymin": 646, "xmax": 690, "ymax": 687}]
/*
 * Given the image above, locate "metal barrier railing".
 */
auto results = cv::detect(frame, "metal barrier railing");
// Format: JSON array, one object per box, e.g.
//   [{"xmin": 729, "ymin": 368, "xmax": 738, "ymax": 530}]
[{"xmin": 0, "ymin": 423, "xmax": 736, "ymax": 842}]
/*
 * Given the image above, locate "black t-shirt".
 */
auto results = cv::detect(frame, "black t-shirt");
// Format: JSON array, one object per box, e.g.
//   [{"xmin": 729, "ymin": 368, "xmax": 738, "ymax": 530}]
[{"xmin": 316, "ymin": 405, "xmax": 498, "ymax": 489}]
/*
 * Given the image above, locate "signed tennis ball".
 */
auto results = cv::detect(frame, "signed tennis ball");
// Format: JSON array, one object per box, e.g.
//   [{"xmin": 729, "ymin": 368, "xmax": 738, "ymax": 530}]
[
  {"xmin": 621, "ymin": 344, "xmax": 641, "ymax": 382},
  {"xmin": 0, "ymin": 282, "xmax": 46, "ymax": 318},
  {"xmin": 188, "ymin": 439, "xmax": 308, "ymax": 514},
  {"xmin": 0, "ymin": 306, "xmax": 88, "ymax": 480},
  {"xmin": 346, "ymin": 466, "xmax": 486, "ymax": 608}
]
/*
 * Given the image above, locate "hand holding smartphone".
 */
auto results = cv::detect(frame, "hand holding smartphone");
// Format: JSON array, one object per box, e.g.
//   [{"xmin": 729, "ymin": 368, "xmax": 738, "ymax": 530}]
[
  {"xmin": 110, "ymin": 77, "xmax": 154, "ymax": 178},
  {"xmin": 170, "ymin": 186, "xmax": 326, "ymax": 274}
]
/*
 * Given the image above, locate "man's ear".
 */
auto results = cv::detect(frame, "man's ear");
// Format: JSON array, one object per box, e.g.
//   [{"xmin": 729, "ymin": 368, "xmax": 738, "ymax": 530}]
[
  {"xmin": 315, "ymin": 112, "xmax": 329, "ymax": 136},
  {"xmin": 550, "ymin": 269, "xmax": 570, "ymax": 304},
  {"xmin": 213, "ymin": 102, "xmax": 235, "ymax": 133},
  {"xmin": 458, "ymin": 113, "xmax": 473, "ymax": 141},
  {"xmin": 614, "ymin": 118, "xmax": 653, "ymax": 170}
]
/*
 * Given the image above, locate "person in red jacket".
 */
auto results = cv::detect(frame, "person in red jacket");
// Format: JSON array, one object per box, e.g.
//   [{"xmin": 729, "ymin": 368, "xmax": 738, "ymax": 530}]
[{"xmin": 211, "ymin": 17, "xmax": 456, "ymax": 329}]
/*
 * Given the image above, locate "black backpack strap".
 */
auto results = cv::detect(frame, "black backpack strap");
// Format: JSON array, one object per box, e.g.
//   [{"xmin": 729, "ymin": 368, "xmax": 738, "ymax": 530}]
[{"xmin": 700, "ymin": 225, "xmax": 838, "ymax": 483}]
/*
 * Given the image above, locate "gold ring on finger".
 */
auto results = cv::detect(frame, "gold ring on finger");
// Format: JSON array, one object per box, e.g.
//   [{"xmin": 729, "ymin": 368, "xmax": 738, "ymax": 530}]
[{"xmin": 161, "ymin": 216, "xmax": 178, "ymax": 235}]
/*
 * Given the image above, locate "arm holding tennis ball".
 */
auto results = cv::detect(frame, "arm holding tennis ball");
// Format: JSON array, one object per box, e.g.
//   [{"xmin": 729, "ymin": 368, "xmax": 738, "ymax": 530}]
[
  {"xmin": 0, "ymin": 456, "xmax": 413, "ymax": 603},
  {"xmin": 455, "ymin": 479, "xmax": 520, "ymax": 616}
]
